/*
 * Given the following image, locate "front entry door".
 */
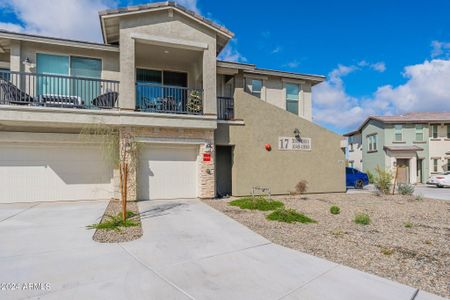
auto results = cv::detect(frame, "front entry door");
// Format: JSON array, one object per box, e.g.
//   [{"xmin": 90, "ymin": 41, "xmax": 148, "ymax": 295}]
[{"xmin": 396, "ymin": 159, "xmax": 410, "ymax": 184}]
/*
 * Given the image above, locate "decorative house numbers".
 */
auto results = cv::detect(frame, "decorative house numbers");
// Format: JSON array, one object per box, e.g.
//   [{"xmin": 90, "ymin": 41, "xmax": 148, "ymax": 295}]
[{"xmin": 278, "ymin": 137, "xmax": 312, "ymax": 151}]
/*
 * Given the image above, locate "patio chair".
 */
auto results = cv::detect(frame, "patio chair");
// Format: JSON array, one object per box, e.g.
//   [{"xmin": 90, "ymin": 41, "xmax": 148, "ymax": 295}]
[
  {"xmin": 92, "ymin": 91, "xmax": 118, "ymax": 109},
  {"xmin": 0, "ymin": 78, "xmax": 36, "ymax": 105}
]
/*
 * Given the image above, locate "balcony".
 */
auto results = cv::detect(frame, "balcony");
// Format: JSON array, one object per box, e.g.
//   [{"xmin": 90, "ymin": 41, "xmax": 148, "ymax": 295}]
[
  {"xmin": 0, "ymin": 70, "xmax": 119, "ymax": 110},
  {"xmin": 217, "ymin": 96, "xmax": 234, "ymax": 120},
  {"xmin": 135, "ymin": 82, "xmax": 203, "ymax": 115}
]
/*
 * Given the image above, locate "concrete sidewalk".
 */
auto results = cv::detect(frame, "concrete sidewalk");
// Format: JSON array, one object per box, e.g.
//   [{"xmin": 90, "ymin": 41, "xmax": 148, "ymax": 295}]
[{"xmin": 0, "ymin": 199, "xmax": 445, "ymax": 300}]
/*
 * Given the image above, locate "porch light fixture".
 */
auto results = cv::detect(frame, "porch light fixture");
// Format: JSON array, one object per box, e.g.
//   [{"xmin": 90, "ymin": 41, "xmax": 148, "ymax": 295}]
[
  {"xmin": 294, "ymin": 128, "xmax": 302, "ymax": 141},
  {"xmin": 204, "ymin": 143, "xmax": 213, "ymax": 153},
  {"xmin": 22, "ymin": 57, "xmax": 35, "ymax": 68}
]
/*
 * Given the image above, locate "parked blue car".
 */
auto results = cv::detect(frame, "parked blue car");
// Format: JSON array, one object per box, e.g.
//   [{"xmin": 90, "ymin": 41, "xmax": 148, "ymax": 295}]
[{"xmin": 346, "ymin": 167, "xmax": 369, "ymax": 189}]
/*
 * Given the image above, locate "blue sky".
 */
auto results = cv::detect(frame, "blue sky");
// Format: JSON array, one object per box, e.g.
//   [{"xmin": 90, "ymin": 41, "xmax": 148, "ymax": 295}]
[{"xmin": 1, "ymin": 0, "xmax": 450, "ymax": 133}]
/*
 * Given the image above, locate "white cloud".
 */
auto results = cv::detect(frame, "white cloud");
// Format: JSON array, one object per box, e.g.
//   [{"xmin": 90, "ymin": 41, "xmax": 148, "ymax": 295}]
[
  {"xmin": 0, "ymin": 0, "xmax": 116, "ymax": 42},
  {"xmin": 431, "ymin": 40, "xmax": 450, "ymax": 58},
  {"xmin": 313, "ymin": 59, "xmax": 450, "ymax": 133},
  {"xmin": 0, "ymin": 0, "xmax": 202, "ymax": 42},
  {"xmin": 174, "ymin": 0, "xmax": 200, "ymax": 14},
  {"xmin": 284, "ymin": 60, "xmax": 300, "ymax": 68},
  {"xmin": 218, "ymin": 39, "xmax": 247, "ymax": 63},
  {"xmin": 271, "ymin": 46, "xmax": 282, "ymax": 54},
  {"xmin": 371, "ymin": 62, "xmax": 386, "ymax": 72}
]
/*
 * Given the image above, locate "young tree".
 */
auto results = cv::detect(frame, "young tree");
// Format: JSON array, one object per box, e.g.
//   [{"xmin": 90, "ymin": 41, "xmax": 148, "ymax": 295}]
[{"xmin": 80, "ymin": 124, "xmax": 137, "ymax": 221}]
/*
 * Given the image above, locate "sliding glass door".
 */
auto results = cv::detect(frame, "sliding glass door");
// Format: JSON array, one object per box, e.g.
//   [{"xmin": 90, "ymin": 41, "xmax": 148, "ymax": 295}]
[{"xmin": 37, "ymin": 53, "xmax": 70, "ymax": 96}]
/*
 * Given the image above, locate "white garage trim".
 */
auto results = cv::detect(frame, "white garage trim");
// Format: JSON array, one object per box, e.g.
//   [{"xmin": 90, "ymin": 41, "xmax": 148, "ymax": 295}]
[
  {"xmin": 0, "ymin": 132, "xmax": 104, "ymax": 144},
  {"xmin": 135, "ymin": 136, "xmax": 209, "ymax": 145}
]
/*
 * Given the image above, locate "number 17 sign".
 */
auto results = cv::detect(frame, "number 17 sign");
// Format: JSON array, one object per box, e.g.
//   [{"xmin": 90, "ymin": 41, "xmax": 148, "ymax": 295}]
[{"xmin": 278, "ymin": 137, "xmax": 312, "ymax": 151}]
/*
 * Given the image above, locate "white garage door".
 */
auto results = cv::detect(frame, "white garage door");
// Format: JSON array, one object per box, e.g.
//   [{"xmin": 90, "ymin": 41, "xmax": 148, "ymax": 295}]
[
  {"xmin": 138, "ymin": 144, "xmax": 198, "ymax": 200},
  {"xmin": 0, "ymin": 143, "xmax": 114, "ymax": 203}
]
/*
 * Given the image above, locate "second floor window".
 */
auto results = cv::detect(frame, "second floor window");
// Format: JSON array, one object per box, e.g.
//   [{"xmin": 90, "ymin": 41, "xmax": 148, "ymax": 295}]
[
  {"xmin": 431, "ymin": 124, "xmax": 438, "ymax": 138},
  {"xmin": 285, "ymin": 83, "xmax": 300, "ymax": 115},
  {"xmin": 415, "ymin": 124, "xmax": 424, "ymax": 141},
  {"xmin": 447, "ymin": 124, "xmax": 450, "ymax": 139},
  {"xmin": 367, "ymin": 135, "xmax": 377, "ymax": 152},
  {"xmin": 250, "ymin": 79, "xmax": 262, "ymax": 98},
  {"xmin": 394, "ymin": 124, "xmax": 403, "ymax": 141}
]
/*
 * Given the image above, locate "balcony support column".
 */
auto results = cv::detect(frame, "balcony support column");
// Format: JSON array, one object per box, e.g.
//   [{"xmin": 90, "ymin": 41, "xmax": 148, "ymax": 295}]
[
  {"xmin": 202, "ymin": 47, "xmax": 216, "ymax": 115},
  {"xmin": 119, "ymin": 35, "xmax": 136, "ymax": 110}
]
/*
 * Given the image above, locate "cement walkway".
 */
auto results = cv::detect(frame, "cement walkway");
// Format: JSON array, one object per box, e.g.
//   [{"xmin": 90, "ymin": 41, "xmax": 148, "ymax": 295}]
[{"xmin": 0, "ymin": 199, "xmax": 445, "ymax": 300}]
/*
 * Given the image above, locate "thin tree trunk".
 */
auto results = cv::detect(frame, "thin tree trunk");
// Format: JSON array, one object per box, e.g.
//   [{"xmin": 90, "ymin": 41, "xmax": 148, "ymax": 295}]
[{"xmin": 122, "ymin": 163, "xmax": 128, "ymax": 221}]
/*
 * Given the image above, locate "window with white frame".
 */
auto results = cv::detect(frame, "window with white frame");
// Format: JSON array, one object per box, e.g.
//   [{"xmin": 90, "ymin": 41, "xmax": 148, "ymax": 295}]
[
  {"xmin": 394, "ymin": 124, "xmax": 403, "ymax": 141},
  {"xmin": 431, "ymin": 124, "xmax": 438, "ymax": 138},
  {"xmin": 285, "ymin": 83, "xmax": 299, "ymax": 115},
  {"xmin": 415, "ymin": 124, "xmax": 424, "ymax": 141},
  {"xmin": 367, "ymin": 134, "xmax": 377, "ymax": 152},
  {"xmin": 249, "ymin": 79, "xmax": 262, "ymax": 98},
  {"xmin": 432, "ymin": 158, "xmax": 439, "ymax": 172}
]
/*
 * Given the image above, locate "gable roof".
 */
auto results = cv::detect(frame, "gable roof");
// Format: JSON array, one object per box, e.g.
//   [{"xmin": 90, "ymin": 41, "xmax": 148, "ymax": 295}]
[
  {"xmin": 346, "ymin": 112, "xmax": 450, "ymax": 135},
  {"xmin": 99, "ymin": 1, "xmax": 234, "ymax": 47}
]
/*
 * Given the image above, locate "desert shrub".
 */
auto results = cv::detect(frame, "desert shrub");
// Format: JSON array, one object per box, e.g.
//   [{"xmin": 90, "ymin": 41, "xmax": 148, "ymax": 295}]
[
  {"xmin": 366, "ymin": 170, "xmax": 374, "ymax": 184},
  {"xmin": 354, "ymin": 213, "xmax": 371, "ymax": 225},
  {"xmin": 397, "ymin": 183, "xmax": 415, "ymax": 195},
  {"xmin": 267, "ymin": 208, "xmax": 317, "ymax": 224},
  {"xmin": 404, "ymin": 222, "xmax": 413, "ymax": 228},
  {"xmin": 373, "ymin": 166, "xmax": 393, "ymax": 194},
  {"xmin": 381, "ymin": 247, "xmax": 395, "ymax": 255},
  {"xmin": 87, "ymin": 212, "xmax": 139, "ymax": 231},
  {"xmin": 294, "ymin": 180, "xmax": 308, "ymax": 195},
  {"xmin": 330, "ymin": 205, "xmax": 341, "ymax": 215},
  {"xmin": 229, "ymin": 197, "xmax": 284, "ymax": 211},
  {"xmin": 415, "ymin": 193, "xmax": 424, "ymax": 201}
]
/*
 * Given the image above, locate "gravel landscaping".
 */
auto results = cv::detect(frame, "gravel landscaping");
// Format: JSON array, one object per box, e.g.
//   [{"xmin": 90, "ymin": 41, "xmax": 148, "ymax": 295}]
[
  {"xmin": 204, "ymin": 193, "xmax": 450, "ymax": 297},
  {"xmin": 91, "ymin": 200, "xmax": 143, "ymax": 243}
]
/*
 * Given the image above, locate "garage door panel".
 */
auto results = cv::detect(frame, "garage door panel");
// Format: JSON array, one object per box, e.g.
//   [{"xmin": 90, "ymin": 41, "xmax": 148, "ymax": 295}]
[
  {"xmin": 0, "ymin": 143, "xmax": 113, "ymax": 203},
  {"xmin": 138, "ymin": 145, "xmax": 198, "ymax": 200}
]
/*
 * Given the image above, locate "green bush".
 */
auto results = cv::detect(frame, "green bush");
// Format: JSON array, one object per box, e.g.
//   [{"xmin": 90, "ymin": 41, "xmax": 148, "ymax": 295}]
[
  {"xmin": 404, "ymin": 222, "xmax": 413, "ymax": 228},
  {"xmin": 415, "ymin": 193, "xmax": 424, "ymax": 201},
  {"xmin": 397, "ymin": 183, "xmax": 415, "ymax": 195},
  {"xmin": 87, "ymin": 212, "xmax": 139, "ymax": 231},
  {"xmin": 330, "ymin": 205, "xmax": 341, "ymax": 215},
  {"xmin": 229, "ymin": 197, "xmax": 284, "ymax": 211},
  {"xmin": 373, "ymin": 166, "xmax": 393, "ymax": 194},
  {"xmin": 354, "ymin": 213, "xmax": 371, "ymax": 225},
  {"xmin": 267, "ymin": 208, "xmax": 317, "ymax": 224},
  {"xmin": 366, "ymin": 170, "xmax": 374, "ymax": 184}
]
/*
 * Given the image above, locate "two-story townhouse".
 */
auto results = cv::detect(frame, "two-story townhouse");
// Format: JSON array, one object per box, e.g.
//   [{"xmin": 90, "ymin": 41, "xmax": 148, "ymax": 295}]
[
  {"xmin": 0, "ymin": 2, "xmax": 345, "ymax": 204},
  {"xmin": 346, "ymin": 112, "xmax": 450, "ymax": 185},
  {"xmin": 343, "ymin": 130, "xmax": 363, "ymax": 170}
]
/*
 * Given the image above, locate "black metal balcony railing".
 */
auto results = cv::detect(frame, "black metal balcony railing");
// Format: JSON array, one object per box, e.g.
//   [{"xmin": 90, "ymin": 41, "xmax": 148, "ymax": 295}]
[
  {"xmin": 217, "ymin": 96, "xmax": 234, "ymax": 120},
  {"xmin": 0, "ymin": 70, "xmax": 119, "ymax": 109},
  {"xmin": 136, "ymin": 82, "xmax": 203, "ymax": 115}
]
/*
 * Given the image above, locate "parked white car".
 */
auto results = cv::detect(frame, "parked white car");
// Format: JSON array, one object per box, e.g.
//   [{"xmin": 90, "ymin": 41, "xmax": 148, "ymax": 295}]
[{"xmin": 426, "ymin": 172, "xmax": 450, "ymax": 187}]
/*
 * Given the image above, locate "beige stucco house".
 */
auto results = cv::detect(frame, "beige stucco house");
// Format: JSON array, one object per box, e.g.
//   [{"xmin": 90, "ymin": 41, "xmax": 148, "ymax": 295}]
[{"xmin": 0, "ymin": 2, "xmax": 345, "ymax": 203}]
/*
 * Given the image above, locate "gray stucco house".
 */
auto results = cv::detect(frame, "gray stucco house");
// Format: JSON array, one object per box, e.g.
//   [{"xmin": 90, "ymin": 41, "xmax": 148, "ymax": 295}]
[{"xmin": 0, "ymin": 2, "xmax": 345, "ymax": 203}]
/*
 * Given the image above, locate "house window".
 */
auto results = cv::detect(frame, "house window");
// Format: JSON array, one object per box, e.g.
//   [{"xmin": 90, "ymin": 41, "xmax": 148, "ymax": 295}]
[
  {"xmin": 447, "ymin": 159, "xmax": 450, "ymax": 171},
  {"xmin": 431, "ymin": 124, "xmax": 438, "ymax": 138},
  {"xmin": 285, "ymin": 83, "xmax": 299, "ymax": 115},
  {"xmin": 349, "ymin": 161, "xmax": 354, "ymax": 168},
  {"xmin": 415, "ymin": 124, "xmax": 424, "ymax": 141},
  {"xmin": 250, "ymin": 79, "xmax": 262, "ymax": 98},
  {"xmin": 432, "ymin": 159, "xmax": 438, "ymax": 172},
  {"xmin": 367, "ymin": 135, "xmax": 377, "ymax": 152},
  {"xmin": 394, "ymin": 124, "xmax": 403, "ymax": 141},
  {"xmin": 447, "ymin": 124, "xmax": 450, "ymax": 139}
]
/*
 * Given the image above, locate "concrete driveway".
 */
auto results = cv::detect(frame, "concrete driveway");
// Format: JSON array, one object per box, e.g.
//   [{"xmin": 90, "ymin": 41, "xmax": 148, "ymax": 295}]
[{"xmin": 0, "ymin": 199, "xmax": 445, "ymax": 300}]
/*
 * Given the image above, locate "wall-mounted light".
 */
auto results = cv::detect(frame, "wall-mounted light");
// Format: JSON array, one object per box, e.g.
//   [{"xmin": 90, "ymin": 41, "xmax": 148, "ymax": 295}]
[
  {"xmin": 22, "ymin": 57, "xmax": 35, "ymax": 69},
  {"xmin": 294, "ymin": 128, "xmax": 302, "ymax": 141},
  {"xmin": 204, "ymin": 143, "xmax": 213, "ymax": 153}
]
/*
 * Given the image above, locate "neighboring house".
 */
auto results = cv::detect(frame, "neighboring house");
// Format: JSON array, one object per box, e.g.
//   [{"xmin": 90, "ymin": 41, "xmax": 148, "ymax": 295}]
[
  {"xmin": 347, "ymin": 112, "xmax": 450, "ymax": 184},
  {"xmin": 343, "ymin": 130, "xmax": 363, "ymax": 171},
  {"xmin": 0, "ymin": 2, "xmax": 345, "ymax": 203}
]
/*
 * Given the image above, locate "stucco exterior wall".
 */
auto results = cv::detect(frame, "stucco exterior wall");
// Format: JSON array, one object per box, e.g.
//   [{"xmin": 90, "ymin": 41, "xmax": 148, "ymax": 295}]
[
  {"xmin": 215, "ymin": 89, "xmax": 345, "ymax": 195},
  {"xmin": 242, "ymin": 74, "xmax": 313, "ymax": 121},
  {"xmin": 362, "ymin": 119, "xmax": 386, "ymax": 174},
  {"xmin": 347, "ymin": 133, "xmax": 363, "ymax": 170},
  {"xmin": 429, "ymin": 124, "xmax": 450, "ymax": 173},
  {"xmin": 118, "ymin": 9, "xmax": 217, "ymax": 113}
]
